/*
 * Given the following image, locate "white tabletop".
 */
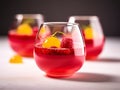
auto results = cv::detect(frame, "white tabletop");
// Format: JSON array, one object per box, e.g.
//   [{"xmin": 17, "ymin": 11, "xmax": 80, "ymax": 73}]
[{"xmin": 0, "ymin": 37, "xmax": 120, "ymax": 90}]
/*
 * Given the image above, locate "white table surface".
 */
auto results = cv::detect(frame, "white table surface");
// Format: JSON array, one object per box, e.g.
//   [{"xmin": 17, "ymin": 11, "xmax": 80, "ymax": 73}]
[{"xmin": 0, "ymin": 37, "xmax": 120, "ymax": 90}]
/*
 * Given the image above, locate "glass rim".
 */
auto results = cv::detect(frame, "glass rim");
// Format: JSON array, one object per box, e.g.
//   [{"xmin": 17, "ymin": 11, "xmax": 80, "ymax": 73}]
[
  {"xmin": 15, "ymin": 14, "xmax": 44, "ymax": 19},
  {"xmin": 43, "ymin": 22, "xmax": 79, "ymax": 26},
  {"xmin": 69, "ymin": 16, "xmax": 99, "ymax": 20}
]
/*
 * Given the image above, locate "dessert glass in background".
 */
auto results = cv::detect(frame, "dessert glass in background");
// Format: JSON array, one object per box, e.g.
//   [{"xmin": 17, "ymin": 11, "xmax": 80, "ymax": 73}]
[
  {"xmin": 34, "ymin": 22, "xmax": 85, "ymax": 77},
  {"xmin": 68, "ymin": 16, "xmax": 105, "ymax": 60},
  {"xmin": 8, "ymin": 14, "xmax": 44, "ymax": 57}
]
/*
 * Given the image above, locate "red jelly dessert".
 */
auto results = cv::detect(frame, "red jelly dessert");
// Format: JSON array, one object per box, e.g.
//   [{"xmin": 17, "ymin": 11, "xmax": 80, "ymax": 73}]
[
  {"xmin": 34, "ymin": 33, "xmax": 85, "ymax": 77},
  {"xmin": 8, "ymin": 24, "xmax": 38, "ymax": 57},
  {"xmin": 83, "ymin": 26, "xmax": 105, "ymax": 59}
]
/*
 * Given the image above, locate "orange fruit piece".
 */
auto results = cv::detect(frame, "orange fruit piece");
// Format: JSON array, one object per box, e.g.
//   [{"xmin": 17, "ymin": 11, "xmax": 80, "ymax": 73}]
[
  {"xmin": 16, "ymin": 24, "xmax": 33, "ymax": 35},
  {"xmin": 42, "ymin": 36, "xmax": 61, "ymax": 48},
  {"xmin": 9, "ymin": 55, "xmax": 23, "ymax": 64},
  {"xmin": 84, "ymin": 26, "xmax": 93, "ymax": 39},
  {"xmin": 40, "ymin": 27, "xmax": 46, "ymax": 34}
]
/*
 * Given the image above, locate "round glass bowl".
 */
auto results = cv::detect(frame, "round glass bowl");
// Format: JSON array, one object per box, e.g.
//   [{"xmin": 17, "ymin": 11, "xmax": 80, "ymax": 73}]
[
  {"xmin": 8, "ymin": 14, "xmax": 44, "ymax": 57},
  {"xmin": 34, "ymin": 22, "xmax": 85, "ymax": 77},
  {"xmin": 68, "ymin": 16, "xmax": 105, "ymax": 60}
]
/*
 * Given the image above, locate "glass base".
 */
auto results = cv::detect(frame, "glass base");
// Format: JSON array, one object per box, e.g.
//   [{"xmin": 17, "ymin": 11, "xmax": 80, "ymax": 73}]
[
  {"xmin": 86, "ymin": 56, "xmax": 98, "ymax": 60},
  {"xmin": 46, "ymin": 73, "xmax": 74, "ymax": 78}
]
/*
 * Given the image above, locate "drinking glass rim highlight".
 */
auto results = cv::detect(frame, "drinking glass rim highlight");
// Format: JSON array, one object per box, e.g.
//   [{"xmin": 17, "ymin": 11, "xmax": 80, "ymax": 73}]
[
  {"xmin": 69, "ymin": 16, "xmax": 99, "ymax": 21},
  {"xmin": 42, "ymin": 22, "xmax": 79, "ymax": 26},
  {"xmin": 15, "ymin": 14, "xmax": 44, "ymax": 20}
]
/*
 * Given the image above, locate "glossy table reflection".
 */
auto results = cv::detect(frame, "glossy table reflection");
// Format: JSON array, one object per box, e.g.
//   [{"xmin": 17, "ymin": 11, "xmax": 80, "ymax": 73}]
[{"xmin": 0, "ymin": 37, "xmax": 120, "ymax": 90}]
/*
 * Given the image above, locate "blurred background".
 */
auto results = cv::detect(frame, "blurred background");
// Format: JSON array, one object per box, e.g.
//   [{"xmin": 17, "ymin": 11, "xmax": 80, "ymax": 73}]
[{"xmin": 0, "ymin": 0, "xmax": 120, "ymax": 37}]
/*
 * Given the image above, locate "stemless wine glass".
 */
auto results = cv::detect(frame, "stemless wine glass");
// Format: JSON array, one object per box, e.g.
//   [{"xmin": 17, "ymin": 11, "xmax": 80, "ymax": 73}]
[
  {"xmin": 68, "ymin": 16, "xmax": 105, "ymax": 60},
  {"xmin": 8, "ymin": 14, "xmax": 44, "ymax": 57},
  {"xmin": 34, "ymin": 22, "xmax": 85, "ymax": 77}
]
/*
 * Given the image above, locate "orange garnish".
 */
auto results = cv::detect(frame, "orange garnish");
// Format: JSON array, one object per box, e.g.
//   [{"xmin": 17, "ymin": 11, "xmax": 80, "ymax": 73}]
[
  {"xmin": 84, "ymin": 26, "xmax": 93, "ymax": 39},
  {"xmin": 42, "ymin": 36, "xmax": 61, "ymax": 48},
  {"xmin": 9, "ymin": 55, "xmax": 23, "ymax": 64},
  {"xmin": 40, "ymin": 27, "xmax": 46, "ymax": 35},
  {"xmin": 16, "ymin": 24, "xmax": 33, "ymax": 35},
  {"xmin": 42, "ymin": 31, "xmax": 63, "ymax": 48}
]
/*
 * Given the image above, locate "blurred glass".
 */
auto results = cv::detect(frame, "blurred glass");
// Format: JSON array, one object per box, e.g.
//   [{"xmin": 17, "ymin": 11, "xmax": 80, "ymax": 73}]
[
  {"xmin": 8, "ymin": 14, "xmax": 44, "ymax": 57},
  {"xmin": 68, "ymin": 16, "xmax": 105, "ymax": 60}
]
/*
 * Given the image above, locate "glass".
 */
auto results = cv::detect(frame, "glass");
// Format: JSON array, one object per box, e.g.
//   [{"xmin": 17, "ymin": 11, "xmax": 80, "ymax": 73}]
[
  {"xmin": 68, "ymin": 16, "xmax": 105, "ymax": 60},
  {"xmin": 34, "ymin": 22, "xmax": 85, "ymax": 77},
  {"xmin": 8, "ymin": 14, "xmax": 44, "ymax": 57}
]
